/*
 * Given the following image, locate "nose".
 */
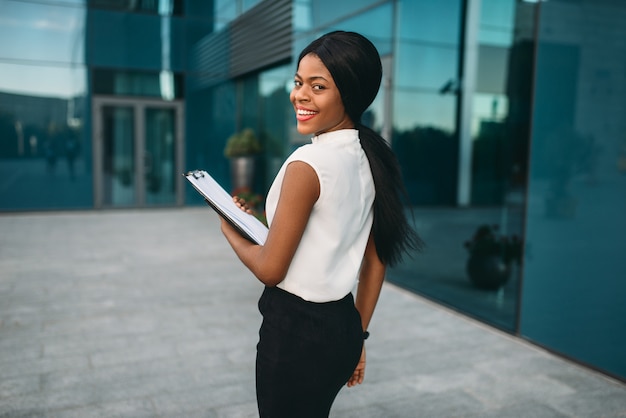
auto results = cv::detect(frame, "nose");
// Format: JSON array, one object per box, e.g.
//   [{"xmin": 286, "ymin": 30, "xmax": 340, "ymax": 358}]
[{"xmin": 292, "ymin": 85, "xmax": 310, "ymax": 103}]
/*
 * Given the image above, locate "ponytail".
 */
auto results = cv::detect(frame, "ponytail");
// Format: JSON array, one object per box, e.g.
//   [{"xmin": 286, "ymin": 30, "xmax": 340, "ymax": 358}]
[{"xmin": 357, "ymin": 124, "xmax": 423, "ymax": 266}]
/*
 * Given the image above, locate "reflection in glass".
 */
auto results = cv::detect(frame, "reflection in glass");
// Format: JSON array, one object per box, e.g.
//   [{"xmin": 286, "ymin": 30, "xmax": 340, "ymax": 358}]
[
  {"xmin": 93, "ymin": 69, "xmax": 183, "ymax": 99},
  {"xmin": 145, "ymin": 108, "xmax": 177, "ymax": 205},
  {"xmin": 259, "ymin": 64, "xmax": 293, "ymax": 185},
  {"xmin": 479, "ymin": 0, "xmax": 515, "ymax": 47},
  {"xmin": 102, "ymin": 106, "xmax": 135, "ymax": 207},
  {"xmin": 393, "ymin": 90, "xmax": 456, "ymax": 133},
  {"xmin": 214, "ymin": 0, "xmax": 262, "ymax": 30},
  {"xmin": 0, "ymin": 0, "xmax": 85, "ymax": 65},
  {"xmin": 320, "ymin": 3, "xmax": 394, "ymax": 56},
  {"xmin": 397, "ymin": 0, "xmax": 460, "ymax": 44},
  {"xmin": 0, "ymin": 64, "xmax": 89, "ymax": 210},
  {"xmin": 89, "ymin": 0, "xmax": 183, "ymax": 15},
  {"xmin": 307, "ymin": 0, "xmax": 387, "ymax": 30},
  {"xmin": 395, "ymin": 44, "xmax": 458, "ymax": 91},
  {"xmin": 386, "ymin": 0, "xmax": 531, "ymax": 332},
  {"xmin": 521, "ymin": 0, "xmax": 626, "ymax": 380}
]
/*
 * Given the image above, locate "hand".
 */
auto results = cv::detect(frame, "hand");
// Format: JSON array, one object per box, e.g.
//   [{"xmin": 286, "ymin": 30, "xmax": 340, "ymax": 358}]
[
  {"xmin": 233, "ymin": 196, "xmax": 254, "ymax": 214},
  {"xmin": 347, "ymin": 345, "xmax": 366, "ymax": 387},
  {"xmin": 204, "ymin": 198, "xmax": 241, "ymax": 236}
]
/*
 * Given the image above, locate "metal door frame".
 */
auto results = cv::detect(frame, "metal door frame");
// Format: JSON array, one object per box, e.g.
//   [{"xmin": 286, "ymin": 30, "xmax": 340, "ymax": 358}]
[{"xmin": 92, "ymin": 96, "xmax": 185, "ymax": 208}]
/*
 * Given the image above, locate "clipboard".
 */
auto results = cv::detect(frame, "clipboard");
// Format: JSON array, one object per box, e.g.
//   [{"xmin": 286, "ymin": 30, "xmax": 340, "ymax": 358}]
[{"xmin": 184, "ymin": 170, "xmax": 269, "ymax": 245}]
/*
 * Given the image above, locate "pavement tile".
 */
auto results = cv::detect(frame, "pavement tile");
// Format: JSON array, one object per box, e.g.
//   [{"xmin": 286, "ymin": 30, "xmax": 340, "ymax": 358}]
[{"xmin": 1, "ymin": 209, "xmax": 625, "ymax": 417}]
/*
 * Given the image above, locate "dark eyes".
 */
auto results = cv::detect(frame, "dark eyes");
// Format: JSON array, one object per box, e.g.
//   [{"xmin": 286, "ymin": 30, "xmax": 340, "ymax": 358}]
[{"xmin": 293, "ymin": 80, "xmax": 325, "ymax": 90}]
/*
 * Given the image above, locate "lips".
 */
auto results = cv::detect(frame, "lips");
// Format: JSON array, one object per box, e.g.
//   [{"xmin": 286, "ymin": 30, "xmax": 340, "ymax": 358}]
[{"xmin": 295, "ymin": 107, "xmax": 318, "ymax": 121}]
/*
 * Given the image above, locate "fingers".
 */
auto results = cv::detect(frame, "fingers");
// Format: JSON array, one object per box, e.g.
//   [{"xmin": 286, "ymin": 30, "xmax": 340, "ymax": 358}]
[
  {"xmin": 347, "ymin": 346, "xmax": 366, "ymax": 388},
  {"xmin": 347, "ymin": 363, "xmax": 365, "ymax": 387},
  {"xmin": 232, "ymin": 196, "xmax": 253, "ymax": 214}
]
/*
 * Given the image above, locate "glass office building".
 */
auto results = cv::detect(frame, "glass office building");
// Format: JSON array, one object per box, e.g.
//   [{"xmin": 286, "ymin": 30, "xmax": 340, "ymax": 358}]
[{"xmin": 1, "ymin": 0, "xmax": 624, "ymax": 382}]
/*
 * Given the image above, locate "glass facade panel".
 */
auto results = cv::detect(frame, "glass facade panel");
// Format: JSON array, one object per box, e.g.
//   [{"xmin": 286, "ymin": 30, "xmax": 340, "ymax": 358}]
[
  {"xmin": 397, "ymin": 0, "xmax": 461, "ymax": 44},
  {"xmin": 87, "ymin": 10, "xmax": 163, "ymax": 69},
  {"xmin": 214, "ymin": 0, "xmax": 262, "ymax": 30},
  {"xmin": 317, "ymin": 3, "xmax": 393, "ymax": 56},
  {"xmin": 199, "ymin": 81, "xmax": 237, "ymax": 192},
  {"xmin": 259, "ymin": 64, "xmax": 293, "ymax": 186},
  {"xmin": 392, "ymin": 91, "xmax": 457, "ymax": 205},
  {"xmin": 387, "ymin": 0, "xmax": 533, "ymax": 332},
  {"xmin": 89, "ymin": 0, "xmax": 184, "ymax": 15},
  {"xmin": 0, "ymin": 1, "xmax": 90, "ymax": 211},
  {"xmin": 520, "ymin": 0, "xmax": 626, "ymax": 380},
  {"xmin": 101, "ymin": 105, "xmax": 136, "ymax": 207},
  {"xmin": 391, "ymin": 0, "xmax": 460, "ymax": 206},
  {"xmin": 478, "ymin": 0, "xmax": 515, "ymax": 47},
  {"xmin": 395, "ymin": 44, "xmax": 459, "ymax": 91},
  {"xmin": 293, "ymin": 3, "xmax": 393, "ymax": 60},
  {"xmin": 144, "ymin": 107, "xmax": 177, "ymax": 205},
  {"xmin": 0, "ymin": 0, "xmax": 85, "ymax": 64},
  {"xmin": 307, "ymin": 0, "xmax": 383, "ymax": 29},
  {"xmin": 93, "ymin": 69, "xmax": 184, "ymax": 99}
]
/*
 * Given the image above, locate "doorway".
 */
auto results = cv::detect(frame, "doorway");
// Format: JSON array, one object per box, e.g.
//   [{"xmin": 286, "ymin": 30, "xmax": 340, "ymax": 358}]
[{"xmin": 93, "ymin": 97, "xmax": 184, "ymax": 208}]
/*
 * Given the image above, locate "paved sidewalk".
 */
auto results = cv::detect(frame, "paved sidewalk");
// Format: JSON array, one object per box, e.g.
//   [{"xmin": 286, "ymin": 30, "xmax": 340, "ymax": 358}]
[{"xmin": 1, "ymin": 208, "xmax": 625, "ymax": 417}]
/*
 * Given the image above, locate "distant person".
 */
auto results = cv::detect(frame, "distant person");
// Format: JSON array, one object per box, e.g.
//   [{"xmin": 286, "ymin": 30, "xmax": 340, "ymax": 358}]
[
  {"xmin": 219, "ymin": 31, "xmax": 422, "ymax": 417},
  {"xmin": 65, "ymin": 137, "xmax": 79, "ymax": 180},
  {"xmin": 44, "ymin": 138, "xmax": 56, "ymax": 175}
]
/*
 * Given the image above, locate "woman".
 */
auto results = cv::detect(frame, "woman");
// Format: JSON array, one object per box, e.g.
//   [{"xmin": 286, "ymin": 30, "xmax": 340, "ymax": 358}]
[{"xmin": 220, "ymin": 31, "xmax": 421, "ymax": 417}]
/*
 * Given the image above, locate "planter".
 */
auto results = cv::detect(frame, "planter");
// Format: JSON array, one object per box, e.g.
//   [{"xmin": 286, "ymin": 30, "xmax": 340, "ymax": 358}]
[
  {"xmin": 466, "ymin": 254, "xmax": 512, "ymax": 290},
  {"xmin": 229, "ymin": 156, "xmax": 256, "ymax": 191}
]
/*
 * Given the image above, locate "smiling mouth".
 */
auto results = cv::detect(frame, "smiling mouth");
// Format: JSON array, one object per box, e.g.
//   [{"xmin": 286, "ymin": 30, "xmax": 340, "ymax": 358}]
[{"xmin": 296, "ymin": 108, "xmax": 318, "ymax": 121}]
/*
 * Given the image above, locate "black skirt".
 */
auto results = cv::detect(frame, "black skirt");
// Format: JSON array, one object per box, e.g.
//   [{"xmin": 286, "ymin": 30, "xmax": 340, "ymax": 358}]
[{"xmin": 256, "ymin": 286, "xmax": 363, "ymax": 418}]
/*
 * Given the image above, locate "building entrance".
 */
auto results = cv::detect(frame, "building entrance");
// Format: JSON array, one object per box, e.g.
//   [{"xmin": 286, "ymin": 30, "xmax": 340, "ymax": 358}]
[{"xmin": 93, "ymin": 97, "xmax": 184, "ymax": 208}]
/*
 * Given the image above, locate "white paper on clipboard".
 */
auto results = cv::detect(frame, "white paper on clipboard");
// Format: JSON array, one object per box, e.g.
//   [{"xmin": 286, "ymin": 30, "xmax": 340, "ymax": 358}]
[{"xmin": 184, "ymin": 170, "xmax": 268, "ymax": 245}]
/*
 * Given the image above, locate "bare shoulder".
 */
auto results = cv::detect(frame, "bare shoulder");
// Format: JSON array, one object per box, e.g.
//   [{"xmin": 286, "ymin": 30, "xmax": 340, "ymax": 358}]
[{"xmin": 281, "ymin": 160, "xmax": 320, "ymax": 202}]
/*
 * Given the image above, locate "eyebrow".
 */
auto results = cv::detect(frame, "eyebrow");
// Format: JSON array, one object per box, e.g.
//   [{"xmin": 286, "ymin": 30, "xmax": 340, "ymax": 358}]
[{"xmin": 295, "ymin": 73, "xmax": 329, "ymax": 82}]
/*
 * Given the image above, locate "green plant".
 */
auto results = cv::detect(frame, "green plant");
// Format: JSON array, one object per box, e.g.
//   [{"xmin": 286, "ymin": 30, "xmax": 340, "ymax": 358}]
[
  {"xmin": 224, "ymin": 128, "xmax": 262, "ymax": 158},
  {"xmin": 464, "ymin": 224, "xmax": 522, "ymax": 265}
]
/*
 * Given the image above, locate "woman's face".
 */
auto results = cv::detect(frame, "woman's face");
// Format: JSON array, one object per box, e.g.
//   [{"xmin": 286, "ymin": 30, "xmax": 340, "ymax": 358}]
[{"xmin": 290, "ymin": 53, "xmax": 354, "ymax": 136}]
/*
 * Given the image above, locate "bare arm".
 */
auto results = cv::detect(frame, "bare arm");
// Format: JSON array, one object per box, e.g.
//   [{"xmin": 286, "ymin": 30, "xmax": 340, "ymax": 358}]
[
  {"xmin": 347, "ymin": 232, "xmax": 386, "ymax": 387},
  {"xmin": 220, "ymin": 161, "xmax": 319, "ymax": 287},
  {"xmin": 355, "ymin": 232, "xmax": 386, "ymax": 331}
]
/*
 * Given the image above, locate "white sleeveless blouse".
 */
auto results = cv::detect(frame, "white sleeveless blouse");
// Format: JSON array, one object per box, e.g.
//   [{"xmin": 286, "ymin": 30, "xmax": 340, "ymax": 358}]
[{"xmin": 265, "ymin": 129, "xmax": 375, "ymax": 302}]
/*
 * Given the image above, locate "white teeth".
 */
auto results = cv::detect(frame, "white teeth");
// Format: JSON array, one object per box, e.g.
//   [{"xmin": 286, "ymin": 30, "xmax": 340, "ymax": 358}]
[{"xmin": 297, "ymin": 109, "xmax": 317, "ymax": 115}]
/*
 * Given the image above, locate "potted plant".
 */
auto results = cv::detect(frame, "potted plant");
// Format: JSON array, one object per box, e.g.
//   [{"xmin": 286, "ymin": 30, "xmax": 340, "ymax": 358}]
[
  {"xmin": 464, "ymin": 224, "xmax": 522, "ymax": 290},
  {"xmin": 224, "ymin": 128, "xmax": 262, "ymax": 191}
]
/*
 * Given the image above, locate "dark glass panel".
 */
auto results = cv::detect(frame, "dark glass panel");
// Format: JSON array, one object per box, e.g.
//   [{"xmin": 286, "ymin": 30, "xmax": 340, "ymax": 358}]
[
  {"xmin": 144, "ymin": 107, "xmax": 177, "ymax": 205},
  {"xmin": 92, "ymin": 69, "xmax": 183, "ymax": 99},
  {"xmin": 101, "ymin": 105, "xmax": 136, "ymax": 207},
  {"xmin": 391, "ymin": 91, "xmax": 457, "ymax": 205},
  {"xmin": 387, "ymin": 0, "xmax": 530, "ymax": 333},
  {"xmin": 0, "ymin": 62, "xmax": 91, "ymax": 210},
  {"xmin": 89, "ymin": 0, "xmax": 184, "ymax": 15},
  {"xmin": 307, "ymin": 0, "xmax": 383, "ymax": 29},
  {"xmin": 397, "ymin": 0, "xmax": 461, "ymax": 45},
  {"xmin": 395, "ymin": 43, "xmax": 459, "ymax": 91},
  {"xmin": 520, "ymin": 0, "xmax": 626, "ymax": 381},
  {"xmin": 259, "ymin": 64, "xmax": 292, "ymax": 190}
]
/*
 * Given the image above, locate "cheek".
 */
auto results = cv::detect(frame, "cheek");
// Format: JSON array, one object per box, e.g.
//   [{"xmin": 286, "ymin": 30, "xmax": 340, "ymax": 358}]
[{"xmin": 289, "ymin": 89, "xmax": 296, "ymax": 104}]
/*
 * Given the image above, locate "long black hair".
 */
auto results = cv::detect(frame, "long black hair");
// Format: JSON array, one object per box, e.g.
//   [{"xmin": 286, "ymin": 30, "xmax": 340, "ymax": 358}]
[{"xmin": 298, "ymin": 31, "xmax": 423, "ymax": 266}]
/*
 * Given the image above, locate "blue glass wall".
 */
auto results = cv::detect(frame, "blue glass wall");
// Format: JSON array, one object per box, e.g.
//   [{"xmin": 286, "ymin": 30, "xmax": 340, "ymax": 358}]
[
  {"xmin": 0, "ymin": 0, "xmax": 90, "ymax": 210},
  {"xmin": 520, "ymin": 0, "xmax": 626, "ymax": 380}
]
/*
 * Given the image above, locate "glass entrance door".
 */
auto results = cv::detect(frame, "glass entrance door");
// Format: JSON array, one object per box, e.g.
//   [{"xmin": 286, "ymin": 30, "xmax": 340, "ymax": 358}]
[{"xmin": 93, "ymin": 98, "xmax": 184, "ymax": 208}]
